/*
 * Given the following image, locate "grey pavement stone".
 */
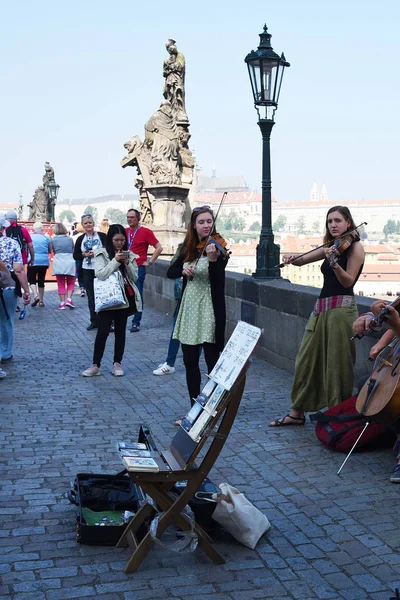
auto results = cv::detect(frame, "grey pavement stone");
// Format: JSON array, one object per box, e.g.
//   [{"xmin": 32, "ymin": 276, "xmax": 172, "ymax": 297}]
[{"xmin": 0, "ymin": 291, "xmax": 398, "ymax": 600}]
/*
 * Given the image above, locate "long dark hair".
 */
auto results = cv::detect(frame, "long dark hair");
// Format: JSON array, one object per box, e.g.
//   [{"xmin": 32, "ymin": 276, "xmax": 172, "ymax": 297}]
[
  {"xmin": 323, "ymin": 205, "xmax": 359, "ymax": 245},
  {"xmin": 182, "ymin": 207, "xmax": 216, "ymax": 262},
  {"xmin": 105, "ymin": 224, "xmax": 128, "ymax": 259}
]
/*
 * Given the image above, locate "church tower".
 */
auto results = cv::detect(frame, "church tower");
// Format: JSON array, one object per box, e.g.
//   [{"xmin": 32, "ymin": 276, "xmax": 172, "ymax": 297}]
[
  {"xmin": 310, "ymin": 181, "xmax": 319, "ymax": 202},
  {"xmin": 320, "ymin": 183, "xmax": 328, "ymax": 202}
]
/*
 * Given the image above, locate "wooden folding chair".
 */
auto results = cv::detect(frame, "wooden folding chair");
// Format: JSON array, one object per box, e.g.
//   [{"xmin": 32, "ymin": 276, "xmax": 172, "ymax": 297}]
[{"xmin": 117, "ymin": 370, "xmax": 246, "ymax": 573}]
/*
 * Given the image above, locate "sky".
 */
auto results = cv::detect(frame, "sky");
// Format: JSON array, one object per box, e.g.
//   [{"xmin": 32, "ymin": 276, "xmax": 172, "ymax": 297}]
[{"xmin": 1, "ymin": 0, "xmax": 399, "ymax": 208}]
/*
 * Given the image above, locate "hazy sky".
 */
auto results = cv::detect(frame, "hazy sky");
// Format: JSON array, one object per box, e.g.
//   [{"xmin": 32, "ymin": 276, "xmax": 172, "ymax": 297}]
[{"xmin": 1, "ymin": 0, "xmax": 399, "ymax": 207}]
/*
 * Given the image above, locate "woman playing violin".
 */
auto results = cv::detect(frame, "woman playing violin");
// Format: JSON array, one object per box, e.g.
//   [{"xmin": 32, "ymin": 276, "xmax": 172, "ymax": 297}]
[
  {"xmin": 167, "ymin": 206, "xmax": 228, "ymax": 423},
  {"xmin": 270, "ymin": 205, "xmax": 365, "ymax": 427}
]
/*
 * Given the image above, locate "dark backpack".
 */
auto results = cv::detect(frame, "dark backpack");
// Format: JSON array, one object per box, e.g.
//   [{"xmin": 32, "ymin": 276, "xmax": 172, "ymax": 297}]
[
  {"xmin": 6, "ymin": 224, "xmax": 27, "ymax": 253},
  {"xmin": 309, "ymin": 395, "xmax": 396, "ymax": 453}
]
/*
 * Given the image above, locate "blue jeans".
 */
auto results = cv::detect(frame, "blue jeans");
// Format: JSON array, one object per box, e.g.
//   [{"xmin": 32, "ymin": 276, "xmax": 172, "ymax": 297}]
[
  {"xmin": 131, "ymin": 265, "xmax": 146, "ymax": 327},
  {"xmin": 0, "ymin": 288, "xmax": 18, "ymax": 360},
  {"xmin": 166, "ymin": 303, "xmax": 180, "ymax": 367}
]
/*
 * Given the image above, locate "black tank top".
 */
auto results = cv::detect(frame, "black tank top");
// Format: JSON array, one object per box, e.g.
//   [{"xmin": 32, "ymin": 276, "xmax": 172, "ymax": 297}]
[{"xmin": 319, "ymin": 246, "xmax": 363, "ymax": 299}]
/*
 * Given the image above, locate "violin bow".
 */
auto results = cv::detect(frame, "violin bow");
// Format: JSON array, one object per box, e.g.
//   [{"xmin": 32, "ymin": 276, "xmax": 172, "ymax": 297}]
[
  {"xmin": 190, "ymin": 191, "xmax": 228, "ymax": 277},
  {"xmin": 275, "ymin": 221, "xmax": 367, "ymax": 268}
]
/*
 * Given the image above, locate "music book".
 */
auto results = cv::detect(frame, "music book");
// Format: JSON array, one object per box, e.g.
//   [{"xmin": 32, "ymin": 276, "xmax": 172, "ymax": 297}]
[
  {"xmin": 117, "ymin": 441, "xmax": 148, "ymax": 451},
  {"xmin": 122, "ymin": 456, "xmax": 159, "ymax": 472}
]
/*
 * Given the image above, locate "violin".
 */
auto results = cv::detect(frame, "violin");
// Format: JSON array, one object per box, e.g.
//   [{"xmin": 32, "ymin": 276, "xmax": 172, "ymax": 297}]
[
  {"xmin": 276, "ymin": 222, "xmax": 367, "ymax": 269},
  {"xmin": 328, "ymin": 230, "xmax": 359, "ymax": 268},
  {"xmin": 197, "ymin": 233, "xmax": 230, "ymax": 257},
  {"xmin": 356, "ymin": 338, "xmax": 400, "ymax": 425}
]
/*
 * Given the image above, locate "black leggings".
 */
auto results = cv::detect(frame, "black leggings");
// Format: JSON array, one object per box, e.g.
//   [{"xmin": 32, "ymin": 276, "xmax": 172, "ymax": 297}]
[
  {"xmin": 83, "ymin": 269, "xmax": 96, "ymax": 325},
  {"xmin": 181, "ymin": 343, "xmax": 220, "ymax": 405},
  {"xmin": 93, "ymin": 309, "xmax": 128, "ymax": 367},
  {"xmin": 27, "ymin": 266, "xmax": 48, "ymax": 287}
]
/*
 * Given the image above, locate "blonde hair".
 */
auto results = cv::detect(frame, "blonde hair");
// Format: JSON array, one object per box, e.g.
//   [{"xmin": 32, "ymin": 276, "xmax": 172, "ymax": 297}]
[
  {"xmin": 99, "ymin": 218, "xmax": 110, "ymax": 234},
  {"xmin": 76, "ymin": 222, "xmax": 84, "ymax": 233},
  {"xmin": 53, "ymin": 222, "xmax": 68, "ymax": 235}
]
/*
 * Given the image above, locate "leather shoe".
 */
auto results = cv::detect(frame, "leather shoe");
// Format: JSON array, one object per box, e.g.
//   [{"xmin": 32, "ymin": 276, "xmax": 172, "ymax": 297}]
[
  {"xmin": 86, "ymin": 323, "xmax": 98, "ymax": 331},
  {"xmin": 1, "ymin": 355, "xmax": 13, "ymax": 364}
]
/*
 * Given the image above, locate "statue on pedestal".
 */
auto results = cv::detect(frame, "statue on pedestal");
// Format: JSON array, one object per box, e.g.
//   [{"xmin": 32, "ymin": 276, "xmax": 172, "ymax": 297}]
[
  {"xmin": 121, "ymin": 39, "xmax": 194, "ymax": 254},
  {"xmin": 28, "ymin": 162, "xmax": 57, "ymax": 222}
]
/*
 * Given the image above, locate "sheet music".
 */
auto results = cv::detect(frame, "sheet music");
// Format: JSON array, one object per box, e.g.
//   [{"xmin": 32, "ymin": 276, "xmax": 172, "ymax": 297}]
[{"xmin": 209, "ymin": 321, "xmax": 262, "ymax": 390}]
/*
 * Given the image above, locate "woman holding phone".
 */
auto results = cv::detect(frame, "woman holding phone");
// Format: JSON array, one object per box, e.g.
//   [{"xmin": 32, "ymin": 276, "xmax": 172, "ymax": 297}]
[{"xmin": 81, "ymin": 225, "xmax": 141, "ymax": 377}]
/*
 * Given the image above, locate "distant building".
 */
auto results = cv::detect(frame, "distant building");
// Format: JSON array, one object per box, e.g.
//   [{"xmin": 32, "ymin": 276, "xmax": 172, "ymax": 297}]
[{"xmin": 55, "ymin": 194, "xmax": 139, "ymax": 222}]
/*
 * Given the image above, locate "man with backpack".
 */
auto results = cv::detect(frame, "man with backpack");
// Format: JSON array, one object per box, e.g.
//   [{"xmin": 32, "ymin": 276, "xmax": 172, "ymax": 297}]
[
  {"xmin": 5, "ymin": 211, "xmax": 34, "ymax": 267},
  {"xmin": 5, "ymin": 211, "xmax": 34, "ymax": 311}
]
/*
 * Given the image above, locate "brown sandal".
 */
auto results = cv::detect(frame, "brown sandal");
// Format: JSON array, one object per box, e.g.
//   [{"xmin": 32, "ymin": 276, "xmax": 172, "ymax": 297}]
[
  {"xmin": 269, "ymin": 414, "xmax": 305, "ymax": 427},
  {"xmin": 39, "ymin": 302, "xmax": 45, "ymax": 307}
]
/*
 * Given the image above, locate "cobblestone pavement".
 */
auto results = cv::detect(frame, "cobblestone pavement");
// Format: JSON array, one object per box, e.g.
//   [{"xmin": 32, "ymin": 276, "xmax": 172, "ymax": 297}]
[{"xmin": 1, "ymin": 287, "xmax": 399, "ymax": 600}]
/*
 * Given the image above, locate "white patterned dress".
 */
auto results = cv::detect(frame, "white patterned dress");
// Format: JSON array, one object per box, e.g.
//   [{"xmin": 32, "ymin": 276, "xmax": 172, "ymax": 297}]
[{"xmin": 173, "ymin": 257, "xmax": 215, "ymax": 345}]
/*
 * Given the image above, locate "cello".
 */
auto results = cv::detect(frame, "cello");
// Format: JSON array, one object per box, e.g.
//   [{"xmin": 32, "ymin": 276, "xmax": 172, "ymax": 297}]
[{"xmin": 356, "ymin": 338, "xmax": 400, "ymax": 425}]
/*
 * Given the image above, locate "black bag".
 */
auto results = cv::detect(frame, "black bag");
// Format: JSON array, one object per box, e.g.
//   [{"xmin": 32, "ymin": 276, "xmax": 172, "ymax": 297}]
[
  {"xmin": 173, "ymin": 477, "xmax": 219, "ymax": 533},
  {"xmin": 6, "ymin": 224, "xmax": 27, "ymax": 253},
  {"xmin": 68, "ymin": 472, "xmax": 146, "ymax": 545}
]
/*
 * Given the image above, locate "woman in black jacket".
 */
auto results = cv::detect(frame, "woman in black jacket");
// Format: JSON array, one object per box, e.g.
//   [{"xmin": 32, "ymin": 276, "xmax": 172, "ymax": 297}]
[
  {"xmin": 167, "ymin": 207, "xmax": 228, "ymax": 422},
  {"xmin": 73, "ymin": 214, "xmax": 107, "ymax": 330}
]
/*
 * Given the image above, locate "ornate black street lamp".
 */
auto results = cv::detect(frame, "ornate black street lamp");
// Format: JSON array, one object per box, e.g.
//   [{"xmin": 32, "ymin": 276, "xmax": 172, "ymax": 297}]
[
  {"xmin": 47, "ymin": 179, "xmax": 60, "ymax": 222},
  {"xmin": 245, "ymin": 24, "xmax": 290, "ymax": 278}
]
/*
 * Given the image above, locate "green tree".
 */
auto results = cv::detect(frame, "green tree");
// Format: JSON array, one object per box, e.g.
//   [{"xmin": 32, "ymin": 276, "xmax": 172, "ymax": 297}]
[
  {"xmin": 104, "ymin": 208, "xmax": 127, "ymax": 225},
  {"xmin": 384, "ymin": 219, "xmax": 396, "ymax": 235},
  {"xmin": 83, "ymin": 205, "xmax": 98, "ymax": 223},
  {"xmin": 312, "ymin": 221, "xmax": 320, "ymax": 234},
  {"xmin": 273, "ymin": 214, "xmax": 287, "ymax": 231},
  {"xmin": 58, "ymin": 209, "xmax": 76, "ymax": 223},
  {"xmin": 234, "ymin": 215, "xmax": 246, "ymax": 231},
  {"xmin": 249, "ymin": 221, "xmax": 261, "ymax": 231},
  {"xmin": 296, "ymin": 215, "xmax": 306, "ymax": 234}
]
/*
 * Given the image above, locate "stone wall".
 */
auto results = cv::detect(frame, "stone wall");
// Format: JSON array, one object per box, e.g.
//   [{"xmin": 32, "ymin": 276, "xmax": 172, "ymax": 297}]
[{"xmin": 145, "ymin": 260, "xmax": 380, "ymax": 381}]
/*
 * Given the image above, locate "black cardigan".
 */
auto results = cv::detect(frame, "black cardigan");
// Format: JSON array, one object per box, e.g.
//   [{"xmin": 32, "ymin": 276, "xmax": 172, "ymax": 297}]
[
  {"xmin": 73, "ymin": 232, "xmax": 107, "ymax": 262},
  {"xmin": 167, "ymin": 250, "xmax": 227, "ymax": 351}
]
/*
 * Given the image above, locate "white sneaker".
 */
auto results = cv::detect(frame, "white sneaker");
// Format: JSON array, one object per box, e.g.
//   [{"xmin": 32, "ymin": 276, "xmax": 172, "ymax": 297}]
[
  {"xmin": 0, "ymin": 368, "xmax": 7, "ymax": 379},
  {"xmin": 81, "ymin": 365, "xmax": 101, "ymax": 377},
  {"xmin": 153, "ymin": 362, "xmax": 175, "ymax": 376},
  {"xmin": 112, "ymin": 362, "xmax": 124, "ymax": 377}
]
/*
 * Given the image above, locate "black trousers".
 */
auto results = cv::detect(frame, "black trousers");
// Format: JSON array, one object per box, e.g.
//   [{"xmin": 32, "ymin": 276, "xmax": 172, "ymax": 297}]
[
  {"xmin": 93, "ymin": 309, "xmax": 128, "ymax": 367},
  {"xmin": 27, "ymin": 266, "xmax": 48, "ymax": 287},
  {"xmin": 181, "ymin": 342, "xmax": 220, "ymax": 405},
  {"xmin": 82, "ymin": 269, "xmax": 96, "ymax": 325}
]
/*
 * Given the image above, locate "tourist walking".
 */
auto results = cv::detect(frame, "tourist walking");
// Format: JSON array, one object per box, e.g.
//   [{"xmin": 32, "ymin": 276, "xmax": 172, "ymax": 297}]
[
  {"xmin": 0, "ymin": 214, "xmax": 30, "ymax": 374},
  {"xmin": 167, "ymin": 207, "xmax": 228, "ymax": 422},
  {"xmin": 270, "ymin": 205, "xmax": 365, "ymax": 427},
  {"xmin": 125, "ymin": 209, "xmax": 163, "ymax": 333},
  {"xmin": 52, "ymin": 223, "xmax": 76, "ymax": 309},
  {"xmin": 5, "ymin": 209, "xmax": 34, "ymax": 312},
  {"xmin": 81, "ymin": 225, "xmax": 141, "ymax": 378},
  {"xmin": 72, "ymin": 223, "xmax": 86, "ymax": 297},
  {"xmin": 73, "ymin": 215, "xmax": 106, "ymax": 330},
  {"xmin": 28, "ymin": 221, "xmax": 51, "ymax": 308}
]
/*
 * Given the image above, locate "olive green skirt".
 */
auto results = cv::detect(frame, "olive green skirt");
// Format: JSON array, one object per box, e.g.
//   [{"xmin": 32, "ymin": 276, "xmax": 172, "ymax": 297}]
[{"xmin": 291, "ymin": 302, "xmax": 358, "ymax": 412}]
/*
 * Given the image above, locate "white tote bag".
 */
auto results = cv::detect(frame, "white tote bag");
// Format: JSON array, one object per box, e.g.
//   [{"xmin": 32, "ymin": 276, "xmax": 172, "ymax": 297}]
[
  {"xmin": 94, "ymin": 272, "xmax": 126, "ymax": 312},
  {"xmin": 204, "ymin": 483, "xmax": 270, "ymax": 549}
]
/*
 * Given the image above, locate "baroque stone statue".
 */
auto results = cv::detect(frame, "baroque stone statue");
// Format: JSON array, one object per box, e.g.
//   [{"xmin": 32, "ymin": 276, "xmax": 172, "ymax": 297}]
[
  {"xmin": 163, "ymin": 38, "xmax": 188, "ymax": 124},
  {"xmin": 28, "ymin": 162, "xmax": 57, "ymax": 222},
  {"xmin": 121, "ymin": 39, "xmax": 194, "ymax": 253}
]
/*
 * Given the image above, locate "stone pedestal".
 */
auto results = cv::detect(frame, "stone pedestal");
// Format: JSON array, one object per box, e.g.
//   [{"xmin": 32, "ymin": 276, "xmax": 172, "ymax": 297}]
[{"xmin": 147, "ymin": 184, "xmax": 191, "ymax": 257}]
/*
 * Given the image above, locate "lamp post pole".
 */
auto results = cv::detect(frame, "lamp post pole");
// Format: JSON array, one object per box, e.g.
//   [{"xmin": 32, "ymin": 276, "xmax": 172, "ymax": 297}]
[
  {"xmin": 245, "ymin": 25, "xmax": 290, "ymax": 279},
  {"xmin": 257, "ymin": 119, "xmax": 277, "ymax": 278}
]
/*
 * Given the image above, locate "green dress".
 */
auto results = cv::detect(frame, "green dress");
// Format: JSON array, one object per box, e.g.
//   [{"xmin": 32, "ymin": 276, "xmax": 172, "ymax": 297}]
[{"xmin": 173, "ymin": 257, "xmax": 215, "ymax": 345}]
